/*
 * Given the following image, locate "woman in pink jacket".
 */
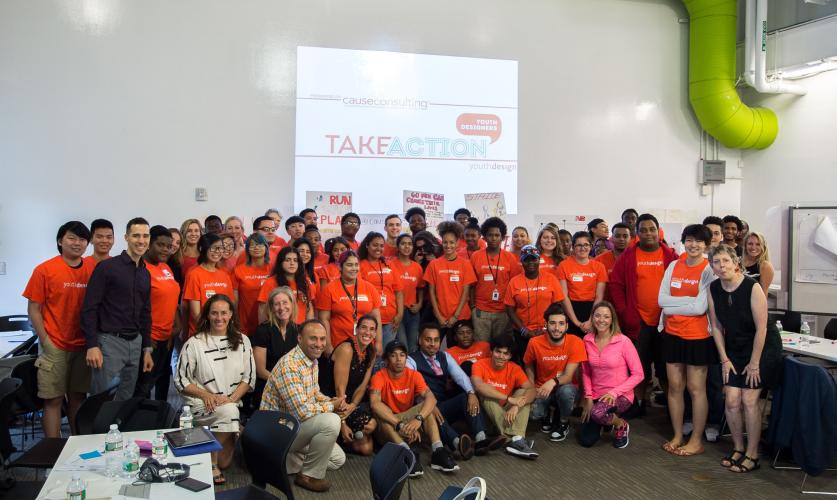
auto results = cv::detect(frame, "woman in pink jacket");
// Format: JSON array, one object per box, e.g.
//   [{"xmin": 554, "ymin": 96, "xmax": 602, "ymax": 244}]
[{"xmin": 579, "ymin": 301, "xmax": 644, "ymax": 449}]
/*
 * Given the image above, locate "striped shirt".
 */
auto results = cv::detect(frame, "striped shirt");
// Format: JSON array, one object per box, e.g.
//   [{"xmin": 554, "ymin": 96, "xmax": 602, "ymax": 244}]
[{"xmin": 260, "ymin": 345, "xmax": 333, "ymax": 420}]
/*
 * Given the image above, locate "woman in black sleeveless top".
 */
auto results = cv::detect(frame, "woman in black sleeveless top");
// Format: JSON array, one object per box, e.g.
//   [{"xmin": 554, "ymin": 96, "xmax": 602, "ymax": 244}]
[
  {"xmin": 708, "ymin": 245, "xmax": 781, "ymax": 474},
  {"xmin": 319, "ymin": 314, "xmax": 377, "ymax": 455},
  {"xmin": 740, "ymin": 231, "xmax": 775, "ymax": 296}
]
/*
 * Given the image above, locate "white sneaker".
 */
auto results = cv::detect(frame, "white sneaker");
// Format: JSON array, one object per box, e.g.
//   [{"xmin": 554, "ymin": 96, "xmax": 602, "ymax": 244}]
[
  {"xmin": 682, "ymin": 421, "xmax": 694, "ymax": 436},
  {"xmin": 705, "ymin": 426, "xmax": 720, "ymax": 442}
]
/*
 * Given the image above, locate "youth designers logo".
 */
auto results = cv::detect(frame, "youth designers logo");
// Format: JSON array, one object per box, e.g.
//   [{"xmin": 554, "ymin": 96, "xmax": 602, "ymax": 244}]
[{"xmin": 456, "ymin": 114, "xmax": 502, "ymax": 144}]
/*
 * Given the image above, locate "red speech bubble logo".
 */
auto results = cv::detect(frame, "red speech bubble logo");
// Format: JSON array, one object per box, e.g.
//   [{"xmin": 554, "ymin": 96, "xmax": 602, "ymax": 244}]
[{"xmin": 456, "ymin": 113, "xmax": 502, "ymax": 144}]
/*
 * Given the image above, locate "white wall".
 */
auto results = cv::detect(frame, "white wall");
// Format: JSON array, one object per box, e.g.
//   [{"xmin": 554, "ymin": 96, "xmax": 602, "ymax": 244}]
[{"xmin": 0, "ymin": 0, "xmax": 739, "ymax": 314}]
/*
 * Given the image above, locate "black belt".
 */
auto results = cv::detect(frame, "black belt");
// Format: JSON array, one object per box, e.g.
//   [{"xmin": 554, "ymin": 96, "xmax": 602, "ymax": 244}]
[{"xmin": 105, "ymin": 331, "xmax": 139, "ymax": 341}]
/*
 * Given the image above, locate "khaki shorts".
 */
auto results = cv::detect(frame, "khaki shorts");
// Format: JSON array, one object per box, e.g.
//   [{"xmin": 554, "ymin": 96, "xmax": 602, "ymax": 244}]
[{"xmin": 35, "ymin": 338, "xmax": 90, "ymax": 399}]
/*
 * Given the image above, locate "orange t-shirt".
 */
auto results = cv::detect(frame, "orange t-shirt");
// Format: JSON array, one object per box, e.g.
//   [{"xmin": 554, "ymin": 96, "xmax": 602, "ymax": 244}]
[
  {"xmin": 595, "ymin": 251, "xmax": 619, "ymax": 277},
  {"xmin": 522, "ymin": 333, "xmax": 587, "ymax": 386},
  {"xmin": 316, "ymin": 262, "xmax": 340, "ymax": 286},
  {"xmin": 504, "ymin": 273, "xmax": 565, "ymax": 331},
  {"xmin": 470, "ymin": 249, "xmax": 522, "ymax": 313},
  {"xmin": 383, "ymin": 242, "xmax": 399, "ymax": 258},
  {"xmin": 446, "ymin": 341, "xmax": 490, "ymax": 366},
  {"xmin": 232, "ymin": 263, "xmax": 271, "ymax": 335},
  {"xmin": 369, "ymin": 367, "xmax": 428, "ymax": 414},
  {"xmin": 315, "ymin": 278, "xmax": 381, "ymax": 347},
  {"xmin": 664, "ymin": 259, "xmax": 710, "ymax": 339},
  {"xmin": 83, "ymin": 255, "xmax": 107, "ymax": 268},
  {"xmin": 636, "ymin": 247, "xmax": 666, "ymax": 326},
  {"xmin": 313, "ymin": 253, "xmax": 329, "ymax": 275},
  {"xmin": 538, "ymin": 254, "xmax": 562, "ymax": 279},
  {"xmin": 472, "ymin": 358, "xmax": 528, "ymax": 400},
  {"xmin": 556, "ymin": 258, "xmax": 608, "ymax": 302},
  {"xmin": 423, "ymin": 256, "xmax": 478, "ymax": 320},
  {"xmin": 146, "ymin": 262, "xmax": 181, "ymax": 342},
  {"xmin": 346, "ymin": 239, "xmax": 360, "ymax": 252},
  {"xmin": 22, "ymin": 256, "xmax": 94, "ymax": 351},
  {"xmin": 257, "ymin": 276, "xmax": 316, "ymax": 324},
  {"xmin": 182, "ymin": 266, "xmax": 233, "ymax": 335},
  {"xmin": 360, "ymin": 259, "xmax": 404, "ymax": 324},
  {"xmin": 387, "ymin": 258, "xmax": 424, "ymax": 308}
]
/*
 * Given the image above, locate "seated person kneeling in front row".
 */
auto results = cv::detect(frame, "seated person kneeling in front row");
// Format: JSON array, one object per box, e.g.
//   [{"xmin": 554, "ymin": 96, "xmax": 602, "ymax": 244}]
[
  {"xmin": 370, "ymin": 340, "xmax": 459, "ymax": 477},
  {"xmin": 471, "ymin": 335, "xmax": 538, "ymax": 459}
]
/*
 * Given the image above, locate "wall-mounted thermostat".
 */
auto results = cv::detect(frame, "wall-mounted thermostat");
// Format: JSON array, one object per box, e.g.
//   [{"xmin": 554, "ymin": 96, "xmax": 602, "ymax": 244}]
[
  {"xmin": 195, "ymin": 187, "xmax": 208, "ymax": 202},
  {"xmin": 698, "ymin": 160, "xmax": 726, "ymax": 185}
]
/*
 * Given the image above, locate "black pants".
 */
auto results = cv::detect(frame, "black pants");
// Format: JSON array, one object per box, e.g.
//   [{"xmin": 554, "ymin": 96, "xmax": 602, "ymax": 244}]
[
  {"xmin": 636, "ymin": 322, "xmax": 666, "ymax": 385},
  {"xmin": 134, "ymin": 339, "xmax": 173, "ymax": 400}
]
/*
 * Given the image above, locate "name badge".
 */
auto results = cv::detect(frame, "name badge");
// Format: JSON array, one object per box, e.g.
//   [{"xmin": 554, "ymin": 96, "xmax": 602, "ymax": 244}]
[
  {"xmin": 671, "ymin": 280, "xmax": 682, "ymax": 289},
  {"xmin": 381, "ymin": 294, "xmax": 387, "ymax": 306},
  {"xmin": 491, "ymin": 289, "xmax": 500, "ymax": 302},
  {"xmin": 450, "ymin": 274, "xmax": 460, "ymax": 282},
  {"xmin": 358, "ymin": 294, "xmax": 369, "ymax": 302},
  {"xmin": 572, "ymin": 275, "xmax": 583, "ymax": 282},
  {"xmin": 205, "ymin": 290, "xmax": 216, "ymax": 299},
  {"xmin": 483, "ymin": 274, "xmax": 494, "ymax": 282}
]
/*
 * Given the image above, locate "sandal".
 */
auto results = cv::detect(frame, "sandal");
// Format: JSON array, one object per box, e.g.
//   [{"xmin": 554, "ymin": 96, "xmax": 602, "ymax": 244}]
[
  {"xmin": 730, "ymin": 456, "xmax": 760, "ymax": 473},
  {"xmin": 212, "ymin": 464, "xmax": 226, "ymax": 485},
  {"xmin": 720, "ymin": 449, "xmax": 745, "ymax": 468},
  {"xmin": 671, "ymin": 446, "xmax": 705, "ymax": 457},
  {"xmin": 662, "ymin": 441, "xmax": 682, "ymax": 454}
]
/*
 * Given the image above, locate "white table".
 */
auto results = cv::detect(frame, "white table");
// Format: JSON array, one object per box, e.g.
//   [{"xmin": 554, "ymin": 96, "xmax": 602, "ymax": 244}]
[
  {"xmin": 0, "ymin": 330, "xmax": 33, "ymax": 357},
  {"xmin": 37, "ymin": 429, "xmax": 214, "ymax": 499},
  {"xmin": 781, "ymin": 332, "xmax": 837, "ymax": 363}
]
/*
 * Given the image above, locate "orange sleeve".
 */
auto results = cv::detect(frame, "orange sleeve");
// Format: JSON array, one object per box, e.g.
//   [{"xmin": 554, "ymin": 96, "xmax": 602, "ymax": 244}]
[
  {"xmin": 512, "ymin": 363, "xmax": 529, "ymax": 389},
  {"xmin": 369, "ymin": 371, "xmax": 385, "ymax": 393},
  {"xmin": 594, "ymin": 260, "xmax": 608, "ymax": 283},
  {"xmin": 555, "ymin": 260, "xmax": 569, "ymax": 281},
  {"xmin": 423, "ymin": 261, "xmax": 438, "ymax": 287},
  {"xmin": 413, "ymin": 370, "xmax": 429, "ymax": 394},
  {"xmin": 522, "ymin": 338, "xmax": 537, "ymax": 365},
  {"xmin": 182, "ymin": 271, "xmax": 201, "ymax": 302},
  {"xmin": 568, "ymin": 336, "xmax": 588, "ymax": 363},
  {"xmin": 462, "ymin": 259, "xmax": 478, "ymax": 285},
  {"xmin": 257, "ymin": 277, "xmax": 277, "ymax": 303},
  {"xmin": 503, "ymin": 280, "xmax": 517, "ymax": 307},
  {"xmin": 22, "ymin": 265, "xmax": 47, "ymax": 304},
  {"xmin": 549, "ymin": 274, "xmax": 566, "ymax": 302},
  {"xmin": 315, "ymin": 282, "xmax": 333, "ymax": 310}
]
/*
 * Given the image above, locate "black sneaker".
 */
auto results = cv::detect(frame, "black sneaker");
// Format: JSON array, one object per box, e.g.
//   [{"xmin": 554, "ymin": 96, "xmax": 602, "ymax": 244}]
[
  {"xmin": 408, "ymin": 449, "xmax": 424, "ymax": 478},
  {"xmin": 613, "ymin": 422, "xmax": 630, "ymax": 449},
  {"xmin": 456, "ymin": 434, "xmax": 474, "ymax": 461},
  {"xmin": 430, "ymin": 447, "xmax": 459, "ymax": 473},
  {"xmin": 505, "ymin": 438, "xmax": 538, "ymax": 459},
  {"xmin": 550, "ymin": 421, "xmax": 570, "ymax": 442},
  {"xmin": 474, "ymin": 435, "xmax": 507, "ymax": 456},
  {"xmin": 540, "ymin": 415, "xmax": 553, "ymax": 433}
]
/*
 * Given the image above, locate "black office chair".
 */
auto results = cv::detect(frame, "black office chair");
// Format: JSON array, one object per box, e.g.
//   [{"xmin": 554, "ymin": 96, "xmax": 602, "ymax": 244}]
[
  {"xmin": 0, "ymin": 378, "xmax": 22, "ymax": 462},
  {"xmin": 92, "ymin": 398, "xmax": 177, "ymax": 433},
  {"xmin": 8, "ymin": 356, "xmax": 43, "ymax": 448},
  {"xmin": 74, "ymin": 386, "xmax": 118, "ymax": 435},
  {"xmin": 370, "ymin": 442, "xmax": 415, "ymax": 500},
  {"xmin": 824, "ymin": 319, "xmax": 837, "ymax": 341},
  {"xmin": 0, "ymin": 315, "xmax": 33, "ymax": 332},
  {"xmin": 216, "ymin": 410, "xmax": 300, "ymax": 500}
]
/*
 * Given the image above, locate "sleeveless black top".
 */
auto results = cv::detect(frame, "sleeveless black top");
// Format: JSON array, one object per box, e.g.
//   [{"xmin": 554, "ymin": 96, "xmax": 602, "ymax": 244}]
[
  {"xmin": 743, "ymin": 262, "xmax": 760, "ymax": 280},
  {"xmin": 318, "ymin": 340, "xmax": 373, "ymax": 399}
]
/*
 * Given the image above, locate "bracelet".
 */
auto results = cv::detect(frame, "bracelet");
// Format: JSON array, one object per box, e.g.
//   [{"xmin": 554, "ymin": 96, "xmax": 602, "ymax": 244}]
[{"xmin": 721, "ymin": 359, "xmax": 731, "ymax": 365}]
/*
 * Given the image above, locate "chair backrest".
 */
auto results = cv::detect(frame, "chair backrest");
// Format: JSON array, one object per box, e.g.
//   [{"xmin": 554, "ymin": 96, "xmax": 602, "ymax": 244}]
[
  {"xmin": 92, "ymin": 398, "xmax": 176, "ymax": 434},
  {"xmin": 451, "ymin": 477, "xmax": 487, "ymax": 500},
  {"xmin": 0, "ymin": 315, "xmax": 33, "ymax": 333},
  {"xmin": 9, "ymin": 356, "xmax": 42, "ymax": 414},
  {"xmin": 370, "ymin": 442, "xmax": 415, "ymax": 500},
  {"xmin": 0, "ymin": 378, "xmax": 23, "ymax": 459},
  {"xmin": 74, "ymin": 386, "xmax": 118, "ymax": 435},
  {"xmin": 240, "ymin": 410, "xmax": 300, "ymax": 499},
  {"xmin": 824, "ymin": 318, "xmax": 837, "ymax": 341}
]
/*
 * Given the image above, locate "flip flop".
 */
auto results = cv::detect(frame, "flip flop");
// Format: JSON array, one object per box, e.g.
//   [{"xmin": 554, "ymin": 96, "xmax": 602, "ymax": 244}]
[
  {"xmin": 212, "ymin": 464, "xmax": 226, "ymax": 485},
  {"xmin": 662, "ymin": 441, "xmax": 682, "ymax": 454},
  {"xmin": 672, "ymin": 446, "xmax": 705, "ymax": 457}
]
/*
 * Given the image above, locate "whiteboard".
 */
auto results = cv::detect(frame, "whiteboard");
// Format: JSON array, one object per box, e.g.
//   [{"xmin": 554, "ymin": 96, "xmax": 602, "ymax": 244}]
[{"xmin": 788, "ymin": 206, "xmax": 837, "ymax": 315}]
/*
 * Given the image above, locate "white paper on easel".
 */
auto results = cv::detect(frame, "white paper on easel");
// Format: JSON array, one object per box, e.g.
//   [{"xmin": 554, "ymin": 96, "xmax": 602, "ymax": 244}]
[{"xmin": 814, "ymin": 216, "xmax": 837, "ymax": 258}]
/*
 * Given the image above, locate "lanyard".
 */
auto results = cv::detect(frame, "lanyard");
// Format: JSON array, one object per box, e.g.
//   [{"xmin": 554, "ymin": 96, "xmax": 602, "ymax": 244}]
[
  {"xmin": 486, "ymin": 250, "xmax": 501, "ymax": 285},
  {"xmin": 341, "ymin": 280, "xmax": 359, "ymax": 321},
  {"xmin": 370, "ymin": 259, "xmax": 387, "ymax": 290},
  {"xmin": 525, "ymin": 274, "xmax": 541, "ymax": 329}
]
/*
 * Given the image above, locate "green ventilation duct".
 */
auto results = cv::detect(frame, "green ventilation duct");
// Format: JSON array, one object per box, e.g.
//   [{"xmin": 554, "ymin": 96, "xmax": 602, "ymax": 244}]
[{"xmin": 684, "ymin": 0, "xmax": 777, "ymax": 149}]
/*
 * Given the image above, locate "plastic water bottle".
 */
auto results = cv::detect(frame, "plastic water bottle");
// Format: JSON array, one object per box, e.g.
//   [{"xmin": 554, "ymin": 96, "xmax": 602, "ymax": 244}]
[
  {"xmin": 121, "ymin": 442, "xmax": 140, "ymax": 478},
  {"xmin": 775, "ymin": 320, "xmax": 783, "ymax": 333},
  {"xmin": 66, "ymin": 473, "xmax": 85, "ymax": 500},
  {"xmin": 104, "ymin": 424, "xmax": 123, "ymax": 452},
  {"xmin": 103, "ymin": 424, "xmax": 123, "ymax": 477},
  {"xmin": 152, "ymin": 430, "xmax": 168, "ymax": 464},
  {"xmin": 180, "ymin": 405, "xmax": 193, "ymax": 429},
  {"xmin": 800, "ymin": 322, "xmax": 811, "ymax": 348}
]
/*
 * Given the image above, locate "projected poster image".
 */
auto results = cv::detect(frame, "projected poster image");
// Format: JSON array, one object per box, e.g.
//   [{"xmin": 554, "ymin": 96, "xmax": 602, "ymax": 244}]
[{"xmin": 294, "ymin": 46, "xmax": 518, "ymax": 215}]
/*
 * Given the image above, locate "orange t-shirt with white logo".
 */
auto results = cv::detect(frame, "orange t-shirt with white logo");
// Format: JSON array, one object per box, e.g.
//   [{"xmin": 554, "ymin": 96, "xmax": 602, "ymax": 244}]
[
  {"xmin": 471, "ymin": 358, "xmax": 528, "ymax": 401},
  {"xmin": 635, "ymin": 247, "xmax": 666, "ymax": 326},
  {"xmin": 313, "ymin": 253, "xmax": 329, "ymax": 276},
  {"xmin": 446, "ymin": 341, "xmax": 490, "ymax": 366},
  {"xmin": 146, "ymin": 262, "xmax": 181, "ymax": 342},
  {"xmin": 387, "ymin": 258, "xmax": 424, "ymax": 308},
  {"xmin": 595, "ymin": 251, "xmax": 618, "ymax": 277},
  {"xmin": 470, "ymin": 249, "xmax": 522, "ymax": 313},
  {"xmin": 22, "ymin": 256, "xmax": 94, "ymax": 351},
  {"xmin": 182, "ymin": 266, "xmax": 233, "ymax": 334},
  {"xmin": 360, "ymin": 259, "xmax": 404, "ymax": 324},
  {"xmin": 315, "ymin": 278, "xmax": 381, "ymax": 347},
  {"xmin": 369, "ymin": 367, "xmax": 428, "ymax": 414},
  {"xmin": 257, "ymin": 276, "xmax": 316, "ymax": 324},
  {"xmin": 522, "ymin": 333, "xmax": 587, "ymax": 386},
  {"xmin": 538, "ymin": 254, "xmax": 562, "ymax": 279},
  {"xmin": 504, "ymin": 272, "xmax": 565, "ymax": 331},
  {"xmin": 664, "ymin": 259, "xmax": 710, "ymax": 339},
  {"xmin": 556, "ymin": 258, "xmax": 608, "ymax": 302},
  {"xmin": 423, "ymin": 256, "xmax": 478, "ymax": 320},
  {"xmin": 232, "ymin": 263, "xmax": 271, "ymax": 335}
]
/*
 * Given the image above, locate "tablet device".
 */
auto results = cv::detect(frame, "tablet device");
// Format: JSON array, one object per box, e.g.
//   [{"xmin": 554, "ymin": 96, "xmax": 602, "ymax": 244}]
[
  {"xmin": 175, "ymin": 477, "xmax": 211, "ymax": 492},
  {"xmin": 164, "ymin": 427, "xmax": 215, "ymax": 449}
]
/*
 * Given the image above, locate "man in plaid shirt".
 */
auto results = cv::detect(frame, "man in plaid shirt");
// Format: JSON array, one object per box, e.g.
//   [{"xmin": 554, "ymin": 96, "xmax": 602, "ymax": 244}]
[{"xmin": 261, "ymin": 319, "xmax": 345, "ymax": 493}]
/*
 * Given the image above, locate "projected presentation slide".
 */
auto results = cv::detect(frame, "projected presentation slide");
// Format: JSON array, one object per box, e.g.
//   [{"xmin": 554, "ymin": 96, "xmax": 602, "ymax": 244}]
[{"xmin": 294, "ymin": 46, "xmax": 518, "ymax": 214}]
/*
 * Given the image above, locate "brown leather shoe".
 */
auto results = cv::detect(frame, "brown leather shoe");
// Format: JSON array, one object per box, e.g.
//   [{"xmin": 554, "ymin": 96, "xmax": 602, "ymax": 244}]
[{"xmin": 294, "ymin": 473, "xmax": 331, "ymax": 492}]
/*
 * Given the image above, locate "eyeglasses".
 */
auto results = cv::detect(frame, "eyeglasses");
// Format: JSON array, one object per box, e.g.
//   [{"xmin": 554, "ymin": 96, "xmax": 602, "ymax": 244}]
[
  {"xmin": 574, "ymin": 243, "xmax": 591, "ymax": 248},
  {"xmin": 343, "ymin": 221, "xmax": 360, "ymax": 226},
  {"xmin": 222, "ymin": 243, "xmax": 235, "ymax": 250},
  {"xmin": 208, "ymin": 246, "xmax": 224, "ymax": 254},
  {"xmin": 258, "ymin": 226, "xmax": 275, "ymax": 232}
]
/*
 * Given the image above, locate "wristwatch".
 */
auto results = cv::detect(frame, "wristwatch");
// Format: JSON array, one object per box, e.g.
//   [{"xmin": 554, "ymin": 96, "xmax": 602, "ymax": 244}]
[
  {"xmin": 395, "ymin": 422, "xmax": 404, "ymax": 432},
  {"xmin": 414, "ymin": 414, "xmax": 424, "ymax": 422}
]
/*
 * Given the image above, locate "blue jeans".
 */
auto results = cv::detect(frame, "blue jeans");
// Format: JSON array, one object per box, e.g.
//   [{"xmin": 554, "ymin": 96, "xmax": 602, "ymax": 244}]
[
  {"xmin": 436, "ymin": 392, "xmax": 487, "ymax": 447},
  {"xmin": 531, "ymin": 384, "xmax": 578, "ymax": 422},
  {"xmin": 398, "ymin": 309, "xmax": 421, "ymax": 352}
]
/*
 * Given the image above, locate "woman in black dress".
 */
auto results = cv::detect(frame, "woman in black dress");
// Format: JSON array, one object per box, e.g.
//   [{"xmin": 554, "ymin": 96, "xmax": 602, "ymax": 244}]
[
  {"xmin": 707, "ymin": 244, "xmax": 781, "ymax": 473},
  {"xmin": 251, "ymin": 286, "xmax": 299, "ymax": 407},
  {"xmin": 319, "ymin": 314, "xmax": 377, "ymax": 455}
]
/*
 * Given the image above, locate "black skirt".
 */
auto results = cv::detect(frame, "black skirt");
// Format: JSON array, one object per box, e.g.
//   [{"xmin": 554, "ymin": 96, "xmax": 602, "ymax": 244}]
[{"xmin": 662, "ymin": 332, "xmax": 718, "ymax": 366}]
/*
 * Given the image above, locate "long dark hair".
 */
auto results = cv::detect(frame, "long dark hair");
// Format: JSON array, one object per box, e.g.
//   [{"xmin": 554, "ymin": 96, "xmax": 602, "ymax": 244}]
[
  {"xmin": 324, "ymin": 236, "xmax": 351, "ymax": 264},
  {"xmin": 197, "ymin": 233, "xmax": 222, "ymax": 265},
  {"xmin": 272, "ymin": 246, "xmax": 309, "ymax": 308},
  {"xmin": 292, "ymin": 237, "xmax": 317, "ymax": 283},
  {"xmin": 195, "ymin": 294, "xmax": 244, "ymax": 350},
  {"xmin": 357, "ymin": 231, "xmax": 386, "ymax": 261}
]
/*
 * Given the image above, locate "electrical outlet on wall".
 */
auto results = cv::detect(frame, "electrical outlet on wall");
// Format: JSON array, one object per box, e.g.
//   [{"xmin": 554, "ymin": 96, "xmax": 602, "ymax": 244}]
[{"xmin": 195, "ymin": 187, "xmax": 208, "ymax": 202}]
